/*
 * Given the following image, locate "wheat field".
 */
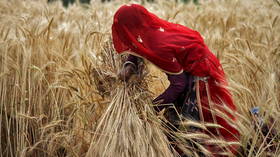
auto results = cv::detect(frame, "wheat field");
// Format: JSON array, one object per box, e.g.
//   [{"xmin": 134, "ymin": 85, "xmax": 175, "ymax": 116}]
[{"xmin": 0, "ymin": 0, "xmax": 279, "ymax": 157}]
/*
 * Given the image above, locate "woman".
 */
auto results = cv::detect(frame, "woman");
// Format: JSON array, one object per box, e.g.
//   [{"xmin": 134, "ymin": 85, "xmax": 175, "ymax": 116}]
[{"xmin": 112, "ymin": 4, "xmax": 240, "ymax": 156}]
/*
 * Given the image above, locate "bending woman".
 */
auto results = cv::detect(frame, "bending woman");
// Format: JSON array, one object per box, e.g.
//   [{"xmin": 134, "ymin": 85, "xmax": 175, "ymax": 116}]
[{"xmin": 112, "ymin": 4, "xmax": 240, "ymax": 156}]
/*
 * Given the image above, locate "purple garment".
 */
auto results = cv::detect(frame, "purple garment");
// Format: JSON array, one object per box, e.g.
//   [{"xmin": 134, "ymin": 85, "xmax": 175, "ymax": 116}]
[
  {"xmin": 125, "ymin": 55, "xmax": 187, "ymax": 104},
  {"xmin": 153, "ymin": 73, "xmax": 187, "ymax": 104}
]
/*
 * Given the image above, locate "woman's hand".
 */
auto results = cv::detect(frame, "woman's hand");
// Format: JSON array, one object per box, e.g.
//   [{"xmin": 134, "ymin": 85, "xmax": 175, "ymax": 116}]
[{"xmin": 118, "ymin": 64, "xmax": 136, "ymax": 81}]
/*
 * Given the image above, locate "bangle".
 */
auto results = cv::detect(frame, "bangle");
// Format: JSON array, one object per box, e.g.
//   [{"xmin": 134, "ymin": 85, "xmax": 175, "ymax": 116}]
[{"xmin": 123, "ymin": 61, "xmax": 137, "ymax": 71}]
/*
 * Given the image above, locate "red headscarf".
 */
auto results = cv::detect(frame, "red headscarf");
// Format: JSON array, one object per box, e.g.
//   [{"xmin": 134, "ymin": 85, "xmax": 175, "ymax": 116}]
[{"xmin": 112, "ymin": 4, "xmax": 212, "ymax": 75}]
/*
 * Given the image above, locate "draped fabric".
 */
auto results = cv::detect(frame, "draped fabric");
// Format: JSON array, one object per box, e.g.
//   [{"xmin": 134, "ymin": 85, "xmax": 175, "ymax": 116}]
[
  {"xmin": 112, "ymin": 4, "xmax": 206, "ymax": 74},
  {"xmin": 112, "ymin": 4, "xmax": 240, "ymax": 156}
]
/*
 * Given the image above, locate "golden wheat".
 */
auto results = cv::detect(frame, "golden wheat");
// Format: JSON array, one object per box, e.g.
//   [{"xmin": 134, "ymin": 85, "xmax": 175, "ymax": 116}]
[{"xmin": 0, "ymin": 0, "xmax": 279, "ymax": 157}]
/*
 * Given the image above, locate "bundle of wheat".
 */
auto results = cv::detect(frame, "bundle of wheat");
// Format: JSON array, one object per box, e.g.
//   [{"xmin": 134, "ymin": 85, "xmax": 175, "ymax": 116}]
[{"xmin": 86, "ymin": 84, "xmax": 175, "ymax": 157}]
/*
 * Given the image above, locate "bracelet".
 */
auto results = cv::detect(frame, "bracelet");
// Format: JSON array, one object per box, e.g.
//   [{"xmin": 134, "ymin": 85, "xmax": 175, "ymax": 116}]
[{"xmin": 123, "ymin": 61, "xmax": 137, "ymax": 71}]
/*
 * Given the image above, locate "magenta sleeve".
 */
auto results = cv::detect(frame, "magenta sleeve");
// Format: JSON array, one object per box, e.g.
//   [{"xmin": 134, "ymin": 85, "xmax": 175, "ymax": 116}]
[{"xmin": 153, "ymin": 73, "xmax": 187, "ymax": 104}]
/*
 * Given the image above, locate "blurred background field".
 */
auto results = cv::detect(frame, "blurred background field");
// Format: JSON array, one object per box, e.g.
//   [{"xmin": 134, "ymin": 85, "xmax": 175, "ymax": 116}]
[{"xmin": 0, "ymin": 0, "xmax": 279, "ymax": 156}]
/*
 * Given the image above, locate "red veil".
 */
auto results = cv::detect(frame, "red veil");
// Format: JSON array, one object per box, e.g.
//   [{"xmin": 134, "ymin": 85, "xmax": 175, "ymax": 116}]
[{"xmin": 112, "ymin": 4, "xmax": 240, "ymax": 156}]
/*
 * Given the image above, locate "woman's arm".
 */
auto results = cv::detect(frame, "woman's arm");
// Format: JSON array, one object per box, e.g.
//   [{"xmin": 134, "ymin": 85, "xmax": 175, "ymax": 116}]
[
  {"xmin": 153, "ymin": 73, "xmax": 187, "ymax": 105},
  {"xmin": 125, "ymin": 55, "xmax": 187, "ymax": 106}
]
